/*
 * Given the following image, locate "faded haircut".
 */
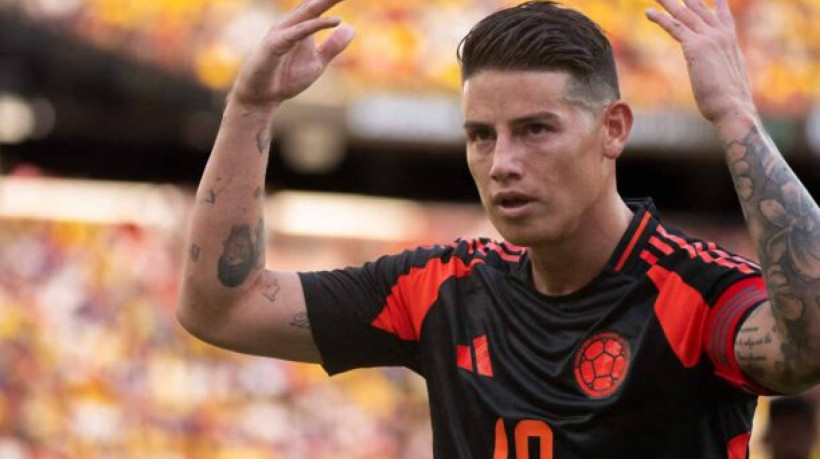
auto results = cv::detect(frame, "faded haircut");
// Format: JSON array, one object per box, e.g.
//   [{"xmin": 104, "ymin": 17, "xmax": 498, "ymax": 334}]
[{"xmin": 457, "ymin": 1, "xmax": 620, "ymax": 106}]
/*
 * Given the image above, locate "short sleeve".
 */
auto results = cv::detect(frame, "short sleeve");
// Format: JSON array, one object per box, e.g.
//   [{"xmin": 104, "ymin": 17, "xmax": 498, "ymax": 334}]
[
  {"xmin": 299, "ymin": 243, "xmax": 467, "ymax": 376},
  {"xmin": 704, "ymin": 275, "xmax": 775, "ymax": 394}
]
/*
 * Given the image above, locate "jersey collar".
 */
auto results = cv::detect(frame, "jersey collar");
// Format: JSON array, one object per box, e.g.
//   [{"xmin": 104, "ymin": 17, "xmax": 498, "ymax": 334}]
[
  {"xmin": 511, "ymin": 197, "xmax": 660, "ymax": 288},
  {"xmin": 606, "ymin": 197, "xmax": 659, "ymax": 276}
]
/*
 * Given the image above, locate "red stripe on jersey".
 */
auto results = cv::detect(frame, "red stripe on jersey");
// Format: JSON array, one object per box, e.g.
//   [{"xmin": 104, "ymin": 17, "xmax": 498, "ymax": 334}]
[
  {"xmin": 474, "ymin": 334, "xmax": 494, "ymax": 377},
  {"xmin": 658, "ymin": 225, "xmax": 755, "ymax": 274},
  {"xmin": 614, "ymin": 212, "xmax": 652, "ymax": 271},
  {"xmin": 708, "ymin": 246, "xmax": 761, "ymax": 271},
  {"xmin": 457, "ymin": 345, "xmax": 473, "ymax": 372},
  {"xmin": 480, "ymin": 240, "xmax": 524, "ymax": 262},
  {"xmin": 647, "ymin": 265, "xmax": 709, "ymax": 368},
  {"xmin": 371, "ymin": 256, "xmax": 483, "ymax": 341},
  {"xmin": 705, "ymin": 276, "xmax": 775, "ymax": 394},
  {"xmin": 657, "ymin": 225, "xmax": 697, "ymax": 257},
  {"xmin": 694, "ymin": 247, "xmax": 755, "ymax": 274},
  {"xmin": 727, "ymin": 432, "xmax": 750, "ymax": 459},
  {"xmin": 648, "ymin": 235, "xmax": 674, "ymax": 255},
  {"xmin": 640, "ymin": 249, "xmax": 658, "ymax": 266}
]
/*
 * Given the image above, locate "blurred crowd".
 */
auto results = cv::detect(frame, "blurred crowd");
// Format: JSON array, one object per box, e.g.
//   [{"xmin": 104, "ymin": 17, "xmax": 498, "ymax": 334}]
[
  {"xmin": 2, "ymin": 0, "xmax": 819, "ymax": 114},
  {"xmin": 0, "ymin": 218, "xmax": 432, "ymax": 458}
]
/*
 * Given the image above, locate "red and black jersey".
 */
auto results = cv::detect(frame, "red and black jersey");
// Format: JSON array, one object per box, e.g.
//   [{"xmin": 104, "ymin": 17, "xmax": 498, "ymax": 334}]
[{"xmin": 299, "ymin": 199, "xmax": 772, "ymax": 458}]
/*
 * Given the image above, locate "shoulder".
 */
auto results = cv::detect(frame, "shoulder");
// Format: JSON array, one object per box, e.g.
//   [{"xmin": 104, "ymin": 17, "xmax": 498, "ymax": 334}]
[
  {"xmin": 642, "ymin": 222, "xmax": 760, "ymax": 301},
  {"xmin": 370, "ymin": 237, "xmax": 525, "ymax": 276}
]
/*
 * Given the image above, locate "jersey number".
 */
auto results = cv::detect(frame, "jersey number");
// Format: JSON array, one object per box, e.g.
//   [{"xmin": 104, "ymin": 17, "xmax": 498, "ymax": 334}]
[{"xmin": 493, "ymin": 418, "xmax": 554, "ymax": 459}]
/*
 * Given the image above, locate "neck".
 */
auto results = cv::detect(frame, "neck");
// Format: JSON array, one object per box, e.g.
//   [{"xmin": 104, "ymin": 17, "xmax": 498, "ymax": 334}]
[{"xmin": 528, "ymin": 194, "xmax": 633, "ymax": 297}]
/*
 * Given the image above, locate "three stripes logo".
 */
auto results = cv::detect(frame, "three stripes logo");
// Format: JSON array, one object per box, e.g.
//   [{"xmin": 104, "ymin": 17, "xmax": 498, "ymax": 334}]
[{"xmin": 457, "ymin": 334, "xmax": 494, "ymax": 377}]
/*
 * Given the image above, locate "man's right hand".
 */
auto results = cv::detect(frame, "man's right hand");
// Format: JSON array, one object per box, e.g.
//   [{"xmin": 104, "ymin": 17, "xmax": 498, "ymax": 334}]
[{"xmin": 231, "ymin": 0, "xmax": 355, "ymax": 110}]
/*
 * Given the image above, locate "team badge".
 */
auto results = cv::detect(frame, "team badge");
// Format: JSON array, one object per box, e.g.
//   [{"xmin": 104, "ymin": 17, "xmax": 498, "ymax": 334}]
[{"xmin": 573, "ymin": 332, "xmax": 630, "ymax": 398}]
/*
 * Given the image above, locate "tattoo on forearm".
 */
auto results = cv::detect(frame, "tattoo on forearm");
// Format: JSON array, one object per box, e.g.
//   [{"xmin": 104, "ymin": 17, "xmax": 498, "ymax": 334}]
[
  {"xmin": 727, "ymin": 125, "xmax": 820, "ymax": 387},
  {"xmin": 217, "ymin": 218, "xmax": 265, "ymax": 287},
  {"xmin": 262, "ymin": 275, "xmax": 280, "ymax": 302},
  {"xmin": 205, "ymin": 189, "xmax": 216, "ymax": 205},
  {"xmin": 190, "ymin": 244, "xmax": 201, "ymax": 262},
  {"xmin": 254, "ymin": 186, "xmax": 263, "ymax": 200},
  {"xmin": 255, "ymin": 217, "xmax": 265, "ymax": 268},
  {"xmin": 290, "ymin": 312, "xmax": 310, "ymax": 329},
  {"xmin": 201, "ymin": 177, "xmax": 232, "ymax": 206},
  {"xmin": 256, "ymin": 127, "xmax": 271, "ymax": 155}
]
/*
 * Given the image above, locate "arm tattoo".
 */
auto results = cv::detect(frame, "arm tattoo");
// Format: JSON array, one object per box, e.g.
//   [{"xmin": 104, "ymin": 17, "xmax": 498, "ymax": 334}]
[
  {"xmin": 254, "ymin": 186, "xmax": 263, "ymax": 200},
  {"xmin": 290, "ymin": 312, "xmax": 310, "ymax": 329},
  {"xmin": 255, "ymin": 217, "xmax": 265, "ymax": 268},
  {"xmin": 201, "ymin": 177, "xmax": 231, "ymax": 206},
  {"xmin": 189, "ymin": 244, "xmax": 201, "ymax": 262},
  {"xmin": 256, "ymin": 127, "xmax": 271, "ymax": 155},
  {"xmin": 262, "ymin": 275, "xmax": 280, "ymax": 302},
  {"xmin": 204, "ymin": 189, "xmax": 216, "ymax": 205},
  {"xmin": 727, "ymin": 125, "xmax": 820, "ymax": 387},
  {"xmin": 217, "ymin": 218, "xmax": 265, "ymax": 287}
]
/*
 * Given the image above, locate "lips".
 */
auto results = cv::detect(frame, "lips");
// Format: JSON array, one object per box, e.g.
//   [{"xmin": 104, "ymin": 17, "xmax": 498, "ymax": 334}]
[{"xmin": 492, "ymin": 191, "xmax": 536, "ymax": 217}]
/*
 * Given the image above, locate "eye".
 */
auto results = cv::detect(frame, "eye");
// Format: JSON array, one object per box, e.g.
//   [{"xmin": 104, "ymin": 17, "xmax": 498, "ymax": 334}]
[
  {"xmin": 467, "ymin": 128, "xmax": 495, "ymax": 143},
  {"xmin": 526, "ymin": 123, "xmax": 551, "ymax": 136}
]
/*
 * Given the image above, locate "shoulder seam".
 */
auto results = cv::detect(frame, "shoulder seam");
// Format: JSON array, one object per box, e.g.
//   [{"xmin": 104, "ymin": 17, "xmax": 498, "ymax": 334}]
[{"xmin": 653, "ymin": 224, "xmax": 758, "ymax": 274}]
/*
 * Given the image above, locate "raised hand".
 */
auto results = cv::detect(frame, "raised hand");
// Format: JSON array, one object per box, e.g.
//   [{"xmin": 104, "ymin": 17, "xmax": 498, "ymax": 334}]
[
  {"xmin": 646, "ymin": 0, "xmax": 756, "ymax": 125},
  {"xmin": 231, "ymin": 0, "xmax": 355, "ymax": 109}
]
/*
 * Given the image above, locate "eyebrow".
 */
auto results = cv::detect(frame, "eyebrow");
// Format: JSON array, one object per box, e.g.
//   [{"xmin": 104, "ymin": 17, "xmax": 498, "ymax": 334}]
[{"xmin": 463, "ymin": 111, "xmax": 561, "ymax": 130}]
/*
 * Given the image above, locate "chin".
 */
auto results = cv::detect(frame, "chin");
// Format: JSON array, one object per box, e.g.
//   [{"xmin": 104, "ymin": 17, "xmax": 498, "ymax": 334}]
[{"xmin": 494, "ymin": 219, "xmax": 565, "ymax": 247}]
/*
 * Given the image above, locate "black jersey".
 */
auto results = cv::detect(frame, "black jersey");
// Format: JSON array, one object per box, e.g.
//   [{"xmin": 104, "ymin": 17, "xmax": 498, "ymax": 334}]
[{"xmin": 299, "ymin": 199, "xmax": 773, "ymax": 458}]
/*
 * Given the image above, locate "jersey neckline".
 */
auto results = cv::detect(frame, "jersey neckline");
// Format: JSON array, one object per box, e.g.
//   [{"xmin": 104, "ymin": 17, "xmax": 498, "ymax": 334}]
[{"xmin": 511, "ymin": 197, "xmax": 659, "ymax": 303}]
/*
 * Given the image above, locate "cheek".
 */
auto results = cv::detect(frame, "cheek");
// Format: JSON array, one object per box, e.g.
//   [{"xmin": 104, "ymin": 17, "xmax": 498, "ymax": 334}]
[{"xmin": 466, "ymin": 154, "xmax": 489, "ymax": 190}]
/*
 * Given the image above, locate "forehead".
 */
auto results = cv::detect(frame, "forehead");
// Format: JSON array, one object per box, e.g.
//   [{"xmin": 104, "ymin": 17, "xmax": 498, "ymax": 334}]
[{"xmin": 461, "ymin": 69, "xmax": 576, "ymax": 122}]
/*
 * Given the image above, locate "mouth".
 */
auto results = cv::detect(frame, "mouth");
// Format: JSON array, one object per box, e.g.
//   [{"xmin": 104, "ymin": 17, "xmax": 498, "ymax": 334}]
[
  {"xmin": 498, "ymin": 197, "xmax": 531, "ymax": 209},
  {"xmin": 492, "ymin": 192, "xmax": 536, "ymax": 217}
]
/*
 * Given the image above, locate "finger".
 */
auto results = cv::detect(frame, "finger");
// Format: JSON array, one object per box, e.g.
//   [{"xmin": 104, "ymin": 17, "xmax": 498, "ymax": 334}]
[
  {"xmin": 272, "ymin": 16, "xmax": 342, "ymax": 52},
  {"xmin": 280, "ymin": 0, "xmax": 345, "ymax": 28},
  {"xmin": 646, "ymin": 8, "xmax": 688, "ymax": 42},
  {"xmin": 655, "ymin": 0, "xmax": 706, "ymax": 32},
  {"xmin": 682, "ymin": 0, "xmax": 719, "ymax": 26},
  {"xmin": 715, "ymin": 0, "xmax": 736, "ymax": 27},
  {"xmin": 318, "ymin": 24, "xmax": 356, "ymax": 65}
]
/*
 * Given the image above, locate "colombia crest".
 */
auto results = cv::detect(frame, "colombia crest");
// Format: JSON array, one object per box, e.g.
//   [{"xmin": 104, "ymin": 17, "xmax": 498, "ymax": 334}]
[{"xmin": 573, "ymin": 332, "xmax": 630, "ymax": 398}]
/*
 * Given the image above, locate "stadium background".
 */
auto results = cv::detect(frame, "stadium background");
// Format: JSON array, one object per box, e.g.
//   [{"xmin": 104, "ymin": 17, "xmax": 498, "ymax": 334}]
[{"xmin": 0, "ymin": 0, "xmax": 819, "ymax": 457}]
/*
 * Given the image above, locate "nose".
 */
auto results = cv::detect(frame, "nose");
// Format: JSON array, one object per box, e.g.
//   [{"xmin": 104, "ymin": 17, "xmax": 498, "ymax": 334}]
[{"xmin": 489, "ymin": 135, "xmax": 524, "ymax": 182}]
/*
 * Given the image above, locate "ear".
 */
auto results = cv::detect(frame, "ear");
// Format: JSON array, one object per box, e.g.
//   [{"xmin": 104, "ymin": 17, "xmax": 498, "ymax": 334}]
[{"xmin": 601, "ymin": 101, "xmax": 633, "ymax": 160}]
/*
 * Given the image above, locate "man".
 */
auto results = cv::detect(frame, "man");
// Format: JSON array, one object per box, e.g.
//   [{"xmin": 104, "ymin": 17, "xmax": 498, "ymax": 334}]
[{"xmin": 177, "ymin": 0, "xmax": 820, "ymax": 456}]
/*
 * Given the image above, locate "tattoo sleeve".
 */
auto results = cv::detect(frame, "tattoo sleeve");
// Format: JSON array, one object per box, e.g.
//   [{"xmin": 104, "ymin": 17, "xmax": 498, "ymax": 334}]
[{"xmin": 727, "ymin": 125, "xmax": 820, "ymax": 390}]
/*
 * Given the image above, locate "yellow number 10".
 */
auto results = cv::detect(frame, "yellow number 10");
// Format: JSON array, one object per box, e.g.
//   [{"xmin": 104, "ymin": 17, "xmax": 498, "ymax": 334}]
[{"xmin": 493, "ymin": 418, "xmax": 554, "ymax": 459}]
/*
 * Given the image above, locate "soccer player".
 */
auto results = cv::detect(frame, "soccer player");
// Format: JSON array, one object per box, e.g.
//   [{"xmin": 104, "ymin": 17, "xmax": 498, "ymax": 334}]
[{"xmin": 177, "ymin": 0, "xmax": 820, "ymax": 456}]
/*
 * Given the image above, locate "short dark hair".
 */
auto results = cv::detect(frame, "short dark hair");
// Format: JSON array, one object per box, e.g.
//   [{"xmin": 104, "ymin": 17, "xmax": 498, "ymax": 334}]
[{"xmin": 457, "ymin": 1, "xmax": 620, "ymax": 103}]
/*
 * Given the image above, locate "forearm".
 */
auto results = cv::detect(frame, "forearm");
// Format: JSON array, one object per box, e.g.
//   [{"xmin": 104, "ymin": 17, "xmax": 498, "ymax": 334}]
[
  {"xmin": 722, "ymin": 109, "xmax": 820, "ymax": 390},
  {"xmin": 180, "ymin": 97, "xmax": 277, "ymax": 316}
]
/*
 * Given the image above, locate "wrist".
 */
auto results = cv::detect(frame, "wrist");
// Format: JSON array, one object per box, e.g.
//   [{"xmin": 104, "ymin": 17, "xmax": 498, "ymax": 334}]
[
  {"xmin": 224, "ymin": 95, "xmax": 279, "ymax": 125},
  {"xmin": 713, "ymin": 104, "xmax": 762, "ymax": 144}
]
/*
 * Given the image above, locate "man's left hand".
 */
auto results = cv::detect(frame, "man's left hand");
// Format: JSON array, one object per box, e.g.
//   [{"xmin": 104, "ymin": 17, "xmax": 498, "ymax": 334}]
[{"xmin": 647, "ymin": 0, "xmax": 757, "ymax": 125}]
